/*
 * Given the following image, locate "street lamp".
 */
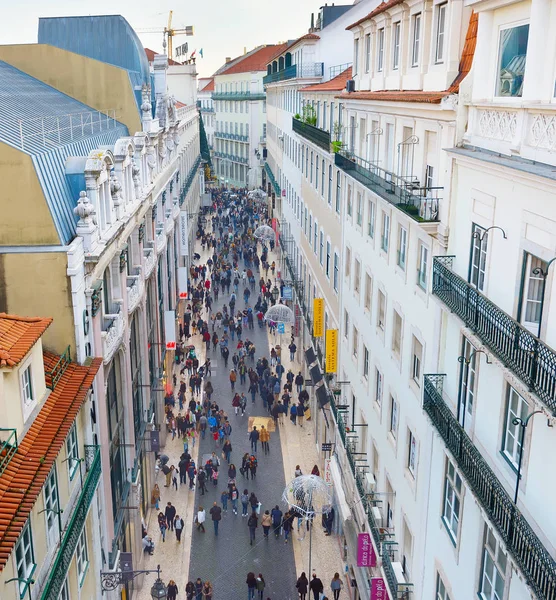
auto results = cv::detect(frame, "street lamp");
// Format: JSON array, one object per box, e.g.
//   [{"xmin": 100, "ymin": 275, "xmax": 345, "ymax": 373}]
[
  {"xmin": 457, "ymin": 349, "xmax": 491, "ymax": 428},
  {"xmin": 531, "ymin": 256, "xmax": 556, "ymax": 338},
  {"xmin": 512, "ymin": 410, "xmax": 543, "ymax": 504},
  {"xmin": 150, "ymin": 571, "xmax": 168, "ymax": 599},
  {"xmin": 101, "ymin": 563, "xmax": 167, "ymax": 597},
  {"xmin": 5, "ymin": 577, "xmax": 34, "ymax": 600},
  {"xmin": 38, "ymin": 506, "xmax": 63, "ymax": 540}
]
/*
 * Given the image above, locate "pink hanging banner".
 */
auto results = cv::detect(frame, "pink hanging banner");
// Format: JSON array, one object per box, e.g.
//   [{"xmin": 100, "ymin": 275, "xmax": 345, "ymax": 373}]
[
  {"xmin": 370, "ymin": 577, "xmax": 390, "ymax": 600},
  {"xmin": 357, "ymin": 533, "xmax": 377, "ymax": 567}
]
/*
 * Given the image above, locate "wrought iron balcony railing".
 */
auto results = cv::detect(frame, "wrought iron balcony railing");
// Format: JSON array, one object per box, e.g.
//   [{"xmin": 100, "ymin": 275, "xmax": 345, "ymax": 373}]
[
  {"xmin": 212, "ymin": 91, "xmax": 265, "ymax": 101},
  {"xmin": 432, "ymin": 257, "xmax": 556, "ymax": 414},
  {"xmin": 264, "ymin": 163, "xmax": 281, "ymax": 195},
  {"xmin": 292, "ymin": 117, "xmax": 331, "ymax": 151},
  {"xmin": 424, "ymin": 375, "xmax": 556, "ymax": 600},
  {"xmin": 179, "ymin": 155, "xmax": 201, "ymax": 206},
  {"xmin": 40, "ymin": 445, "xmax": 101, "ymax": 599},
  {"xmin": 335, "ymin": 151, "xmax": 441, "ymax": 223},
  {"xmin": 0, "ymin": 428, "xmax": 17, "ymax": 476},
  {"xmin": 45, "ymin": 346, "xmax": 71, "ymax": 390},
  {"xmin": 263, "ymin": 63, "xmax": 324, "ymax": 86}
]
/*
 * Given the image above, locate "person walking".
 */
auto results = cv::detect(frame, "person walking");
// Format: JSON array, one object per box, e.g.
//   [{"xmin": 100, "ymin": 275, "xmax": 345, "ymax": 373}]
[
  {"xmin": 296, "ymin": 573, "xmax": 309, "ymax": 600},
  {"xmin": 229, "ymin": 369, "xmax": 237, "ymax": 390},
  {"xmin": 247, "ymin": 511, "xmax": 258, "ymax": 545},
  {"xmin": 298, "ymin": 402, "xmax": 305, "ymax": 427},
  {"xmin": 246, "ymin": 573, "xmax": 257, "ymax": 600},
  {"xmin": 197, "ymin": 469, "xmax": 208, "ymax": 495},
  {"xmin": 202, "ymin": 581, "xmax": 213, "ymax": 600},
  {"xmin": 158, "ymin": 511, "xmax": 167, "ymax": 542},
  {"xmin": 174, "ymin": 514, "xmax": 184, "ymax": 542},
  {"xmin": 167, "ymin": 580, "xmax": 179, "ymax": 600},
  {"xmin": 151, "ymin": 484, "xmax": 161, "ymax": 510},
  {"xmin": 330, "ymin": 573, "xmax": 344, "ymax": 600},
  {"xmin": 259, "ymin": 426, "xmax": 270, "ymax": 454},
  {"xmin": 271, "ymin": 505, "xmax": 283, "ymax": 538},
  {"xmin": 249, "ymin": 426, "xmax": 259, "ymax": 453},
  {"xmin": 165, "ymin": 502, "xmax": 176, "ymax": 531},
  {"xmin": 196, "ymin": 505, "xmax": 206, "ymax": 533},
  {"xmin": 241, "ymin": 489, "xmax": 250, "ymax": 517},
  {"xmin": 223, "ymin": 439, "xmax": 232, "ymax": 462},
  {"xmin": 255, "ymin": 574, "xmax": 266, "ymax": 600},
  {"xmin": 185, "ymin": 581, "xmax": 195, "ymax": 600},
  {"xmin": 309, "ymin": 574, "xmax": 324, "ymax": 600},
  {"xmin": 194, "ymin": 578, "xmax": 204, "ymax": 600},
  {"xmin": 261, "ymin": 510, "xmax": 272, "ymax": 537},
  {"xmin": 209, "ymin": 501, "xmax": 222, "ymax": 536},
  {"xmin": 230, "ymin": 485, "xmax": 239, "ymax": 515},
  {"xmin": 221, "ymin": 489, "xmax": 229, "ymax": 512},
  {"xmin": 283, "ymin": 511, "xmax": 293, "ymax": 543},
  {"xmin": 288, "ymin": 341, "xmax": 297, "ymax": 362},
  {"xmin": 324, "ymin": 506, "xmax": 335, "ymax": 535}
]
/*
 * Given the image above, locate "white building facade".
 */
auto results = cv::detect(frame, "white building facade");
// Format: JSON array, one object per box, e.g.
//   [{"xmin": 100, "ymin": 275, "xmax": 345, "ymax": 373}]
[{"xmin": 198, "ymin": 77, "xmax": 216, "ymax": 151}]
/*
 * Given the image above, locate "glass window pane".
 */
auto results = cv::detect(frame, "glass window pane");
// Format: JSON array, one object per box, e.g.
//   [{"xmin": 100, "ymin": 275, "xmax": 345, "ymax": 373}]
[{"xmin": 496, "ymin": 25, "xmax": 529, "ymax": 97}]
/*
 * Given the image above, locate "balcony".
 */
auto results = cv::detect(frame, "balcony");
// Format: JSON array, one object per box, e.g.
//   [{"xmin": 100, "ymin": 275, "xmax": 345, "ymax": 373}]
[
  {"xmin": 200, "ymin": 106, "xmax": 215, "ymax": 113},
  {"xmin": 212, "ymin": 91, "xmax": 265, "ymax": 101},
  {"xmin": 176, "ymin": 104, "xmax": 197, "ymax": 122},
  {"xmin": 214, "ymin": 131, "xmax": 249, "ymax": 142},
  {"xmin": 0, "ymin": 428, "xmax": 17, "ymax": 476},
  {"xmin": 264, "ymin": 163, "xmax": 281, "ymax": 195},
  {"xmin": 179, "ymin": 155, "xmax": 201, "ymax": 207},
  {"xmin": 432, "ymin": 257, "xmax": 556, "ymax": 414},
  {"xmin": 292, "ymin": 117, "xmax": 331, "ymax": 151},
  {"xmin": 424, "ymin": 375, "xmax": 556, "ymax": 600},
  {"xmin": 155, "ymin": 227, "xmax": 167, "ymax": 255},
  {"xmin": 127, "ymin": 274, "xmax": 144, "ymax": 314},
  {"xmin": 263, "ymin": 63, "xmax": 324, "ymax": 86},
  {"xmin": 101, "ymin": 304, "xmax": 125, "ymax": 364},
  {"xmin": 335, "ymin": 151, "xmax": 441, "ymax": 223},
  {"xmin": 143, "ymin": 246, "xmax": 156, "ymax": 279},
  {"xmin": 40, "ymin": 445, "xmax": 101, "ymax": 600}
]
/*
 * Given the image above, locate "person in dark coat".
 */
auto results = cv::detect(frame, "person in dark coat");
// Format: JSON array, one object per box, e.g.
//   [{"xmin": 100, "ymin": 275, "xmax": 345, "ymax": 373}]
[
  {"xmin": 165, "ymin": 502, "xmax": 176, "ymax": 531},
  {"xmin": 309, "ymin": 574, "xmax": 324, "ymax": 600},
  {"xmin": 167, "ymin": 580, "xmax": 178, "ymax": 600},
  {"xmin": 296, "ymin": 572, "xmax": 309, "ymax": 600}
]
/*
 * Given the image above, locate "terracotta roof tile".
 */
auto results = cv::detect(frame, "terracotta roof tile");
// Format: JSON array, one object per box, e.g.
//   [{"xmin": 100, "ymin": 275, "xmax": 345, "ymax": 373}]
[
  {"xmin": 0, "ymin": 314, "xmax": 52, "ymax": 368},
  {"xmin": 220, "ymin": 45, "xmax": 290, "ymax": 75},
  {"xmin": 145, "ymin": 47, "xmax": 182, "ymax": 66},
  {"xmin": 266, "ymin": 33, "xmax": 321, "ymax": 65},
  {"xmin": 175, "ymin": 100, "xmax": 186, "ymax": 108},
  {"xmin": 200, "ymin": 78, "xmax": 215, "ymax": 92},
  {"xmin": 301, "ymin": 67, "xmax": 352, "ymax": 92},
  {"xmin": 0, "ymin": 352, "xmax": 101, "ymax": 569},
  {"xmin": 346, "ymin": 0, "xmax": 405, "ymax": 30},
  {"xmin": 448, "ymin": 11, "xmax": 478, "ymax": 93}
]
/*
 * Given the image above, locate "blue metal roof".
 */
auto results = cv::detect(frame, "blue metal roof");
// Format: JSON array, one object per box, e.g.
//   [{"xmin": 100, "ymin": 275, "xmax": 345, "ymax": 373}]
[{"xmin": 0, "ymin": 61, "xmax": 128, "ymax": 245}]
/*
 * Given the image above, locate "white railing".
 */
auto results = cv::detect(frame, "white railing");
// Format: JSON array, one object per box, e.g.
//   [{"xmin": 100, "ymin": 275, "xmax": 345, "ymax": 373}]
[
  {"xmin": 144, "ymin": 247, "xmax": 156, "ymax": 279},
  {"xmin": 177, "ymin": 104, "xmax": 197, "ymax": 122},
  {"xmin": 127, "ymin": 274, "xmax": 144, "ymax": 314},
  {"xmin": 101, "ymin": 304, "xmax": 125, "ymax": 364},
  {"xmin": 156, "ymin": 227, "xmax": 167, "ymax": 255},
  {"xmin": 18, "ymin": 109, "xmax": 119, "ymax": 151},
  {"xmin": 165, "ymin": 212, "xmax": 174, "ymax": 234}
]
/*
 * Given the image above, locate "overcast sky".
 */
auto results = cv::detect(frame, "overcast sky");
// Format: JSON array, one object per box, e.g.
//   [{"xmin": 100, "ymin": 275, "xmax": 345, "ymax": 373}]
[{"xmin": 0, "ymin": 0, "xmax": 327, "ymax": 77}]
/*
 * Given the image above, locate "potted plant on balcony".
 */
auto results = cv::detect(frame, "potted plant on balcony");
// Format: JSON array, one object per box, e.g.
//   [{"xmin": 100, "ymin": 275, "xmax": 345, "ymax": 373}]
[
  {"xmin": 331, "ymin": 121, "xmax": 343, "ymax": 153},
  {"xmin": 294, "ymin": 113, "xmax": 301, "ymax": 120},
  {"xmin": 301, "ymin": 104, "xmax": 317, "ymax": 126}
]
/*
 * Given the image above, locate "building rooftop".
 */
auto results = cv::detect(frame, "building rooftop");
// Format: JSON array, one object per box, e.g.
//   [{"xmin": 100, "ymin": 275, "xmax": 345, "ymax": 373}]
[
  {"xmin": 0, "ymin": 351, "xmax": 101, "ymax": 568},
  {"xmin": 217, "ymin": 44, "xmax": 290, "ymax": 75},
  {"xmin": 346, "ymin": 0, "xmax": 405, "ymax": 30},
  {"xmin": 301, "ymin": 67, "xmax": 352, "ymax": 92},
  {"xmin": 0, "ymin": 313, "xmax": 53, "ymax": 368},
  {"xmin": 145, "ymin": 47, "xmax": 181, "ymax": 66},
  {"xmin": 199, "ymin": 78, "xmax": 215, "ymax": 93}
]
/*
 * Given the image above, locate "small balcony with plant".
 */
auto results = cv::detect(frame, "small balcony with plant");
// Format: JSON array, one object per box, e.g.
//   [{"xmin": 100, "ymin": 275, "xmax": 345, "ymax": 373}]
[{"xmin": 292, "ymin": 105, "xmax": 331, "ymax": 151}]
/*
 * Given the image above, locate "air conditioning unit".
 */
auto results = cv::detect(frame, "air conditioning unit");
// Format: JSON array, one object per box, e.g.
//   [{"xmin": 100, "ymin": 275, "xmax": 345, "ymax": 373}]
[
  {"xmin": 364, "ymin": 472, "xmax": 376, "ymax": 494},
  {"xmin": 346, "ymin": 79, "xmax": 355, "ymax": 93},
  {"xmin": 371, "ymin": 506, "xmax": 383, "ymax": 528}
]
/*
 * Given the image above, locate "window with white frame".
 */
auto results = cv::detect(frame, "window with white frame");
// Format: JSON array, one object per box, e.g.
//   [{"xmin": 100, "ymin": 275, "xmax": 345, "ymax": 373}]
[
  {"xmin": 435, "ymin": 3, "xmax": 447, "ymax": 63},
  {"xmin": 377, "ymin": 290, "xmax": 386, "ymax": 330},
  {"xmin": 344, "ymin": 310, "xmax": 350, "ymax": 338},
  {"xmin": 326, "ymin": 241, "xmax": 331, "ymax": 278},
  {"xmin": 459, "ymin": 337, "xmax": 477, "ymax": 423},
  {"xmin": 402, "ymin": 519, "xmax": 413, "ymax": 578},
  {"xmin": 418, "ymin": 243, "xmax": 429, "ymax": 289},
  {"xmin": 364, "ymin": 273, "xmax": 372, "ymax": 311},
  {"xmin": 347, "ymin": 185, "xmax": 353, "ymax": 216},
  {"xmin": 356, "ymin": 192, "xmax": 363, "ymax": 226},
  {"xmin": 44, "ymin": 468, "xmax": 59, "ymax": 542},
  {"xmin": 354, "ymin": 259, "xmax": 361, "ymax": 294},
  {"xmin": 353, "ymin": 326, "xmax": 359, "ymax": 358},
  {"xmin": 315, "ymin": 158, "xmax": 319, "ymax": 191},
  {"xmin": 392, "ymin": 310, "xmax": 402, "ymax": 356},
  {"xmin": 66, "ymin": 422, "xmax": 79, "ymax": 480},
  {"xmin": 345, "ymin": 246, "xmax": 351, "ymax": 280},
  {"xmin": 442, "ymin": 458, "xmax": 462, "ymax": 544},
  {"xmin": 313, "ymin": 220, "xmax": 318, "ymax": 253},
  {"xmin": 15, "ymin": 521, "xmax": 35, "ymax": 597},
  {"xmin": 519, "ymin": 252, "xmax": 546, "ymax": 334},
  {"xmin": 329, "ymin": 165, "xmax": 333, "ymax": 205},
  {"xmin": 354, "ymin": 38, "xmax": 360, "ymax": 75},
  {"xmin": 335, "ymin": 171, "xmax": 341, "ymax": 213},
  {"xmin": 397, "ymin": 226, "xmax": 407, "ymax": 270},
  {"xmin": 377, "ymin": 28, "xmax": 385, "ymax": 71},
  {"xmin": 389, "ymin": 396, "xmax": 399, "ymax": 438},
  {"xmin": 496, "ymin": 24, "xmax": 529, "ymax": 97},
  {"xmin": 59, "ymin": 578, "xmax": 70, "ymax": 600},
  {"xmin": 470, "ymin": 224, "xmax": 488, "ymax": 292},
  {"xmin": 381, "ymin": 212, "xmax": 390, "ymax": 252},
  {"xmin": 412, "ymin": 14, "xmax": 421, "ymax": 66},
  {"xmin": 76, "ymin": 529, "xmax": 89, "ymax": 585},
  {"xmin": 407, "ymin": 429, "xmax": 418, "ymax": 476},
  {"xmin": 363, "ymin": 346, "xmax": 370, "ymax": 378},
  {"xmin": 502, "ymin": 385, "xmax": 529, "ymax": 468},
  {"xmin": 310, "ymin": 151, "xmax": 314, "ymax": 184},
  {"xmin": 411, "ymin": 336, "xmax": 423, "ymax": 384},
  {"xmin": 479, "ymin": 528, "xmax": 507, "ymax": 600},
  {"xmin": 334, "ymin": 252, "xmax": 339, "ymax": 292},
  {"xmin": 392, "ymin": 22, "xmax": 401, "ymax": 69},
  {"xmin": 365, "ymin": 33, "xmax": 371, "ymax": 72},
  {"xmin": 321, "ymin": 159, "xmax": 325, "ymax": 194},
  {"xmin": 367, "ymin": 200, "xmax": 375, "ymax": 238},
  {"xmin": 309, "ymin": 214, "xmax": 313, "ymax": 243},
  {"xmin": 21, "ymin": 364, "xmax": 35, "ymax": 415},
  {"xmin": 375, "ymin": 368, "xmax": 383, "ymax": 406},
  {"xmin": 436, "ymin": 573, "xmax": 452, "ymax": 600}
]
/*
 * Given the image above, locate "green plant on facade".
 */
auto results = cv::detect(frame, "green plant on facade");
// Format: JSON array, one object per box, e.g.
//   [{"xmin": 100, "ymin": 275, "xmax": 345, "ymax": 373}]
[
  {"xmin": 331, "ymin": 121, "xmax": 344, "ymax": 153},
  {"xmin": 302, "ymin": 104, "xmax": 317, "ymax": 126},
  {"xmin": 294, "ymin": 113, "xmax": 301, "ymax": 120}
]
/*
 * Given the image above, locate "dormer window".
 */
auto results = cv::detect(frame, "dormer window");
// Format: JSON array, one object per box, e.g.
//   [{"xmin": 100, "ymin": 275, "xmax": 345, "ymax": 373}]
[
  {"xmin": 392, "ymin": 22, "xmax": 401, "ymax": 70},
  {"xmin": 377, "ymin": 29, "xmax": 385, "ymax": 72},
  {"xmin": 435, "ymin": 4, "xmax": 447, "ymax": 63},
  {"xmin": 21, "ymin": 364, "xmax": 35, "ymax": 420},
  {"xmin": 496, "ymin": 24, "xmax": 529, "ymax": 97},
  {"xmin": 412, "ymin": 13, "xmax": 422, "ymax": 66},
  {"xmin": 354, "ymin": 38, "xmax": 360, "ymax": 75}
]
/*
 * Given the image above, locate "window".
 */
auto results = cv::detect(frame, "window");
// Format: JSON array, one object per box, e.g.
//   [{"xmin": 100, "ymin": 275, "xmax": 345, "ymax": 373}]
[
  {"xmin": 363, "ymin": 346, "xmax": 370, "ymax": 378},
  {"xmin": 354, "ymin": 38, "xmax": 360, "ymax": 75},
  {"xmin": 356, "ymin": 192, "xmax": 363, "ymax": 226},
  {"xmin": 326, "ymin": 241, "xmax": 331, "ymax": 278},
  {"xmin": 364, "ymin": 274, "xmax": 372, "ymax": 311},
  {"xmin": 392, "ymin": 310, "xmax": 402, "ymax": 356},
  {"xmin": 309, "ymin": 214, "xmax": 313, "ymax": 243},
  {"xmin": 310, "ymin": 151, "xmax": 314, "ymax": 184},
  {"xmin": 443, "ymin": 458, "xmax": 462, "ymax": 543},
  {"xmin": 304, "ymin": 207, "xmax": 308, "ymax": 236},
  {"xmin": 502, "ymin": 386, "xmax": 529, "ymax": 468},
  {"xmin": 321, "ymin": 160, "xmax": 325, "ymax": 195},
  {"xmin": 335, "ymin": 171, "xmax": 341, "ymax": 213},
  {"xmin": 21, "ymin": 365, "xmax": 34, "ymax": 412},
  {"xmin": 397, "ymin": 226, "xmax": 407, "ymax": 270},
  {"xmin": 353, "ymin": 326, "xmax": 359, "ymax": 358},
  {"xmin": 15, "ymin": 522, "xmax": 35, "ymax": 597},
  {"xmin": 392, "ymin": 22, "xmax": 401, "ymax": 69},
  {"xmin": 347, "ymin": 186, "xmax": 353, "ymax": 216},
  {"xmin": 418, "ymin": 243, "xmax": 429, "ymax": 289},
  {"xmin": 402, "ymin": 519, "xmax": 413, "ymax": 578},
  {"xmin": 44, "ymin": 468, "xmax": 59, "ymax": 542},
  {"xmin": 319, "ymin": 230, "xmax": 324, "ymax": 266},
  {"xmin": 315, "ymin": 158, "xmax": 319, "ymax": 191},
  {"xmin": 435, "ymin": 3, "xmax": 447, "ymax": 63},
  {"xmin": 59, "ymin": 578, "xmax": 70, "ymax": 600},
  {"xmin": 344, "ymin": 310, "xmax": 350, "ymax": 338},
  {"xmin": 519, "ymin": 253, "xmax": 546, "ymax": 334},
  {"xmin": 354, "ymin": 259, "xmax": 361, "ymax": 294},
  {"xmin": 375, "ymin": 368, "xmax": 383, "ymax": 406},
  {"xmin": 411, "ymin": 336, "xmax": 423, "ymax": 384},
  {"xmin": 345, "ymin": 246, "xmax": 351, "ymax": 280},
  {"xmin": 436, "ymin": 573, "xmax": 452, "ymax": 600},
  {"xmin": 459, "ymin": 337, "xmax": 477, "ymax": 424},
  {"xmin": 412, "ymin": 14, "xmax": 421, "ymax": 66},
  {"xmin": 76, "ymin": 529, "xmax": 89, "ymax": 585},
  {"xmin": 381, "ymin": 212, "xmax": 390, "ymax": 252},
  {"xmin": 496, "ymin": 24, "xmax": 529, "ymax": 97},
  {"xmin": 407, "ymin": 429, "xmax": 418, "ymax": 476},
  {"xmin": 469, "ymin": 224, "xmax": 488, "ymax": 291},
  {"xmin": 365, "ymin": 33, "xmax": 371, "ymax": 72},
  {"xmin": 66, "ymin": 423, "xmax": 79, "ymax": 480},
  {"xmin": 313, "ymin": 220, "xmax": 318, "ymax": 253},
  {"xmin": 334, "ymin": 252, "xmax": 339, "ymax": 292},
  {"xmin": 328, "ymin": 166, "xmax": 333, "ymax": 205},
  {"xmin": 389, "ymin": 396, "xmax": 399, "ymax": 438},
  {"xmin": 425, "ymin": 164, "xmax": 435, "ymax": 192},
  {"xmin": 377, "ymin": 28, "xmax": 385, "ymax": 72},
  {"xmin": 377, "ymin": 290, "xmax": 386, "ymax": 330},
  {"xmin": 367, "ymin": 200, "xmax": 375, "ymax": 238},
  {"xmin": 480, "ymin": 528, "xmax": 507, "ymax": 600}
]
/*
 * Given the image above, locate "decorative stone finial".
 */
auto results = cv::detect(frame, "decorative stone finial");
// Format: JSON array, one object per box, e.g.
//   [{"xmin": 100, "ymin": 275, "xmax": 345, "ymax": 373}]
[{"xmin": 74, "ymin": 191, "xmax": 95, "ymax": 224}]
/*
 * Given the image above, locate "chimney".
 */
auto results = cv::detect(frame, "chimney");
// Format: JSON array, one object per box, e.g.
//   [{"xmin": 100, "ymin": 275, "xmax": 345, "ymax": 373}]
[
  {"xmin": 244, "ymin": 47, "xmax": 247, "ymax": 55},
  {"xmin": 225, "ymin": 56, "xmax": 231, "ymax": 63},
  {"xmin": 310, "ymin": 13, "xmax": 315, "ymax": 30}
]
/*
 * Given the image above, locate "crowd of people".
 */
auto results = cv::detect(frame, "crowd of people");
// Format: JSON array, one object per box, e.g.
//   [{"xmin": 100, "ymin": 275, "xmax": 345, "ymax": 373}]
[{"xmin": 140, "ymin": 187, "xmax": 342, "ymax": 599}]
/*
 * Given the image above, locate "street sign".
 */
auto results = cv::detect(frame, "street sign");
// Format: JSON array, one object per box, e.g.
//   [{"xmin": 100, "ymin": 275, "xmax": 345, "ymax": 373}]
[
  {"xmin": 325, "ymin": 329, "xmax": 338, "ymax": 373},
  {"xmin": 282, "ymin": 286, "xmax": 293, "ymax": 300},
  {"xmin": 313, "ymin": 298, "xmax": 324, "ymax": 337},
  {"xmin": 322, "ymin": 443, "xmax": 333, "ymax": 452},
  {"xmin": 324, "ymin": 458, "xmax": 332, "ymax": 485},
  {"xmin": 277, "ymin": 322, "xmax": 285, "ymax": 334}
]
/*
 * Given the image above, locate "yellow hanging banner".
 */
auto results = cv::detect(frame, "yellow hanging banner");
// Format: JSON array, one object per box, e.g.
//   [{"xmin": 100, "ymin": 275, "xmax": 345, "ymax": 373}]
[
  {"xmin": 325, "ymin": 329, "xmax": 338, "ymax": 373},
  {"xmin": 313, "ymin": 298, "xmax": 325, "ymax": 337}
]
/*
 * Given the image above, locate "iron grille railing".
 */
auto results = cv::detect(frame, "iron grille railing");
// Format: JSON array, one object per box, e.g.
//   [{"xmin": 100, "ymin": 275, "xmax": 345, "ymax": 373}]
[
  {"xmin": 335, "ymin": 151, "xmax": 441, "ymax": 223},
  {"xmin": 432, "ymin": 257, "xmax": 556, "ymax": 414},
  {"xmin": 292, "ymin": 117, "xmax": 331, "ymax": 151},
  {"xmin": 330, "ymin": 62, "xmax": 352, "ymax": 79},
  {"xmin": 45, "ymin": 345, "xmax": 71, "ymax": 390},
  {"xmin": 263, "ymin": 63, "xmax": 324, "ymax": 85},
  {"xmin": 424, "ymin": 375, "xmax": 556, "ymax": 599},
  {"xmin": 0, "ymin": 428, "xmax": 17, "ymax": 476},
  {"xmin": 40, "ymin": 445, "xmax": 101, "ymax": 599},
  {"xmin": 212, "ymin": 91, "xmax": 265, "ymax": 101},
  {"xmin": 179, "ymin": 155, "xmax": 202, "ymax": 206},
  {"xmin": 264, "ymin": 163, "xmax": 281, "ymax": 195}
]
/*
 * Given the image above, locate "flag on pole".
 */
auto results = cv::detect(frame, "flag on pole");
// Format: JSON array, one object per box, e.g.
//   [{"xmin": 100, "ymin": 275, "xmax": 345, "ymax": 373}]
[
  {"xmin": 199, "ymin": 48, "xmax": 204, "ymax": 58},
  {"xmin": 191, "ymin": 49, "xmax": 196, "ymax": 59}
]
